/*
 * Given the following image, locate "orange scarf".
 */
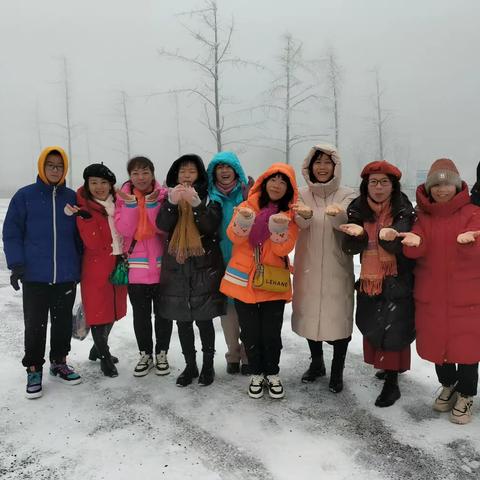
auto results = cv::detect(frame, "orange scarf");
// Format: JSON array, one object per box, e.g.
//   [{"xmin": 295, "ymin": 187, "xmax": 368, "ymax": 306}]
[
  {"xmin": 168, "ymin": 199, "xmax": 205, "ymax": 264},
  {"xmin": 133, "ymin": 188, "xmax": 157, "ymax": 241},
  {"xmin": 359, "ymin": 197, "xmax": 398, "ymax": 296}
]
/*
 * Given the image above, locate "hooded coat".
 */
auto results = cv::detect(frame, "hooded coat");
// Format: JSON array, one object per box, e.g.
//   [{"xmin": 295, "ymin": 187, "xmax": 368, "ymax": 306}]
[
  {"xmin": 207, "ymin": 151, "xmax": 249, "ymax": 264},
  {"xmin": 3, "ymin": 146, "xmax": 81, "ymax": 283},
  {"xmin": 403, "ymin": 183, "xmax": 480, "ymax": 364},
  {"xmin": 342, "ymin": 190, "xmax": 416, "ymax": 351},
  {"xmin": 291, "ymin": 145, "xmax": 357, "ymax": 341},
  {"xmin": 156, "ymin": 154, "xmax": 226, "ymax": 321},
  {"xmin": 220, "ymin": 163, "xmax": 299, "ymax": 304},
  {"xmin": 76, "ymin": 187, "xmax": 127, "ymax": 326},
  {"xmin": 114, "ymin": 180, "xmax": 168, "ymax": 285}
]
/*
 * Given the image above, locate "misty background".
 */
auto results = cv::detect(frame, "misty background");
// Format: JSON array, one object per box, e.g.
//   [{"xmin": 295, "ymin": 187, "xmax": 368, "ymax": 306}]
[{"xmin": 1, "ymin": 0, "xmax": 479, "ymax": 196}]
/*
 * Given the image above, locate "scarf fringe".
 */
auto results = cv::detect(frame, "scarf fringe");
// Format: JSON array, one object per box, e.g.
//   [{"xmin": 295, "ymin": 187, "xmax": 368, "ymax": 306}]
[{"xmin": 360, "ymin": 278, "xmax": 383, "ymax": 296}]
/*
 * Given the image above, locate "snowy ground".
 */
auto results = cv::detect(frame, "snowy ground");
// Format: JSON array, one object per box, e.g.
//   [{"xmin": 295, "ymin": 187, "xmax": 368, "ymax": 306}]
[{"xmin": 0, "ymin": 197, "xmax": 479, "ymax": 480}]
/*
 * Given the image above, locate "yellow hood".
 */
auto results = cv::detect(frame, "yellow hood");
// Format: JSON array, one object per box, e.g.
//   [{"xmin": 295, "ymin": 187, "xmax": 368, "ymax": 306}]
[{"xmin": 37, "ymin": 146, "xmax": 69, "ymax": 185}]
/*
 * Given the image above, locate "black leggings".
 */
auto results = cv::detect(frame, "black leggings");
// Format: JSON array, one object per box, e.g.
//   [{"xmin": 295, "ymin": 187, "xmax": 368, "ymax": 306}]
[
  {"xmin": 307, "ymin": 337, "xmax": 351, "ymax": 360},
  {"xmin": 177, "ymin": 320, "xmax": 215, "ymax": 358}
]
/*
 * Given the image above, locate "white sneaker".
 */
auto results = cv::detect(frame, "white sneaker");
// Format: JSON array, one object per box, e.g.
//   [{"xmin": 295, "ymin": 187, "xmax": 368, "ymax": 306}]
[
  {"xmin": 433, "ymin": 385, "xmax": 457, "ymax": 412},
  {"xmin": 155, "ymin": 351, "xmax": 170, "ymax": 376},
  {"xmin": 133, "ymin": 352, "xmax": 154, "ymax": 377},
  {"xmin": 450, "ymin": 395, "xmax": 473, "ymax": 424},
  {"xmin": 248, "ymin": 375, "xmax": 265, "ymax": 399},
  {"xmin": 265, "ymin": 375, "xmax": 285, "ymax": 399}
]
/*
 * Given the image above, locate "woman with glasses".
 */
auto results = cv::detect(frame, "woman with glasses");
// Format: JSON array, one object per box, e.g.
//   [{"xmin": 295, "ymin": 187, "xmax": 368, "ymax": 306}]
[{"xmin": 339, "ymin": 161, "xmax": 416, "ymax": 407}]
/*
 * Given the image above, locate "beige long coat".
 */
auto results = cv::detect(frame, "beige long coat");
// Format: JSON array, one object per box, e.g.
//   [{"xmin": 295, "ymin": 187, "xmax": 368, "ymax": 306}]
[{"xmin": 291, "ymin": 145, "xmax": 356, "ymax": 341}]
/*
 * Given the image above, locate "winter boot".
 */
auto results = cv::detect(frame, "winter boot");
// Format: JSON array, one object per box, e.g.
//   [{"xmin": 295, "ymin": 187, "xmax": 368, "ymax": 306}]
[
  {"xmin": 199, "ymin": 353, "xmax": 215, "ymax": 386},
  {"xmin": 375, "ymin": 371, "xmax": 401, "ymax": 407},
  {"xmin": 176, "ymin": 354, "xmax": 199, "ymax": 387},
  {"xmin": 433, "ymin": 385, "xmax": 458, "ymax": 412},
  {"xmin": 226, "ymin": 362, "xmax": 240, "ymax": 374},
  {"xmin": 91, "ymin": 325, "xmax": 118, "ymax": 377},
  {"xmin": 329, "ymin": 354, "xmax": 346, "ymax": 393},
  {"xmin": 450, "ymin": 394, "xmax": 473, "ymax": 424},
  {"xmin": 301, "ymin": 354, "xmax": 326, "ymax": 383},
  {"xmin": 89, "ymin": 344, "xmax": 118, "ymax": 364},
  {"xmin": 100, "ymin": 355, "xmax": 118, "ymax": 377},
  {"xmin": 26, "ymin": 366, "xmax": 43, "ymax": 399}
]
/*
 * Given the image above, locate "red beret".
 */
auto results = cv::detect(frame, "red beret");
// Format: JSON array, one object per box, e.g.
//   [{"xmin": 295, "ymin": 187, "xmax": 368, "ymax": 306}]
[{"xmin": 360, "ymin": 160, "xmax": 402, "ymax": 180}]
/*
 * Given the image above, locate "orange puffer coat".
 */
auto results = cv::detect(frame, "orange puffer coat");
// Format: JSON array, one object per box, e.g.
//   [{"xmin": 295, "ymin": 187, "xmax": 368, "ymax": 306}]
[{"xmin": 220, "ymin": 163, "xmax": 299, "ymax": 304}]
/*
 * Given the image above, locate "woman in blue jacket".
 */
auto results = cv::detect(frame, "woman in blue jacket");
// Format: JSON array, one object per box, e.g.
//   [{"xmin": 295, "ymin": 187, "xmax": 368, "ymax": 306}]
[
  {"xmin": 207, "ymin": 151, "xmax": 252, "ymax": 374},
  {"xmin": 2, "ymin": 146, "xmax": 82, "ymax": 399}
]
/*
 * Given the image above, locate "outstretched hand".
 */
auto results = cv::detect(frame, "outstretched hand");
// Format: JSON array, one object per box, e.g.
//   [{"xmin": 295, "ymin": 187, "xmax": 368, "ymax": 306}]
[
  {"xmin": 116, "ymin": 190, "xmax": 136, "ymax": 202},
  {"xmin": 397, "ymin": 231, "xmax": 422, "ymax": 247},
  {"xmin": 457, "ymin": 231, "xmax": 480, "ymax": 244},
  {"xmin": 325, "ymin": 203, "xmax": 344, "ymax": 217},
  {"xmin": 291, "ymin": 202, "xmax": 313, "ymax": 220},
  {"xmin": 339, "ymin": 223, "xmax": 364, "ymax": 237},
  {"xmin": 379, "ymin": 227, "xmax": 399, "ymax": 242}
]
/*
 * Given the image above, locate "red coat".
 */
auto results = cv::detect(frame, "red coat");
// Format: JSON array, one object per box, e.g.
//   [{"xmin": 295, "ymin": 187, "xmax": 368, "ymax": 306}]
[
  {"xmin": 76, "ymin": 188, "xmax": 127, "ymax": 326},
  {"xmin": 403, "ymin": 184, "xmax": 480, "ymax": 364}
]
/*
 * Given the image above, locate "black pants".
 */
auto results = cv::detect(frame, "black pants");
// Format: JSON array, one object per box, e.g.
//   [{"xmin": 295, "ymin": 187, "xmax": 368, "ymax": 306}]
[
  {"xmin": 235, "ymin": 299, "xmax": 285, "ymax": 376},
  {"xmin": 435, "ymin": 363, "xmax": 479, "ymax": 396},
  {"xmin": 22, "ymin": 281, "xmax": 77, "ymax": 369},
  {"xmin": 128, "ymin": 284, "xmax": 173, "ymax": 355},
  {"xmin": 307, "ymin": 337, "xmax": 351, "ymax": 360},
  {"xmin": 177, "ymin": 320, "xmax": 215, "ymax": 361}
]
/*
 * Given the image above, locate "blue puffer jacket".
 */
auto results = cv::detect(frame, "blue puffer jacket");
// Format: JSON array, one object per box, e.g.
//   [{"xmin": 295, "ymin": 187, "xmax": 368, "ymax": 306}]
[
  {"xmin": 3, "ymin": 148, "xmax": 82, "ymax": 284},
  {"xmin": 207, "ymin": 151, "xmax": 249, "ymax": 264}
]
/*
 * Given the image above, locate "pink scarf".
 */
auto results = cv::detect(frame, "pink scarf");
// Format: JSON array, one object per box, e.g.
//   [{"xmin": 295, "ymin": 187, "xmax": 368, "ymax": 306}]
[
  {"xmin": 249, "ymin": 203, "xmax": 279, "ymax": 248},
  {"xmin": 216, "ymin": 179, "xmax": 237, "ymax": 196}
]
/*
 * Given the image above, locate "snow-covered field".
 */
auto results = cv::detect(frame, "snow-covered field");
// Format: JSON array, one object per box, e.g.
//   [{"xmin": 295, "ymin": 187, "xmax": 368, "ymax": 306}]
[{"xmin": 1, "ymin": 198, "xmax": 479, "ymax": 480}]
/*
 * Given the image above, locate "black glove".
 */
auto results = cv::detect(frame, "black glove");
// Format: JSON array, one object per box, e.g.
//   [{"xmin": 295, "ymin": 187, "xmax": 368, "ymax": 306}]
[
  {"xmin": 75, "ymin": 210, "xmax": 92, "ymax": 219},
  {"xmin": 10, "ymin": 265, "xmax": 25, "ymax": 291}
]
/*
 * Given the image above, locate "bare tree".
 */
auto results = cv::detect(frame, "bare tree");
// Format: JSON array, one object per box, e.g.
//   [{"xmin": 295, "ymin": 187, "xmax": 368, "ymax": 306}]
[
  {"xmin": 373, "ymin": 68, "xmax": 387, "ymax": 159},
  {"xmin": 154, "ymin": 0, "xmax": 261, "ymax": 152},
  {"xmin": 121, "ymin": 91, "xmax": 131, "ymax": 160},
  {"xmin": 326, "ymin": 49, "xmax": 342, "ymax": 148},
  {"xmin": 255, "ymin": 33, "xmax": 326, "ymax": 164},
  {"xmin": 173, "ymin": 92, "xmax": 182, "ymax": 156},
  {"xmin": 62, "ymin": 56, "xmax": 74, "ymax": 186}
]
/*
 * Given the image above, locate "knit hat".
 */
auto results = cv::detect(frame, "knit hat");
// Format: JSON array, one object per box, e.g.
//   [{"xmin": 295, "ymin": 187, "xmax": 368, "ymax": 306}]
[
  {"xmin": 361, "ymin": 160, "xmax": 402, "ymax": 180},
  {"xmin": 83, "ymin": 163, "xmax": 116, "ymax": 184},
  {"xmin": 424, "ymin": 158, "xmax": 461, "ymax": 194}
]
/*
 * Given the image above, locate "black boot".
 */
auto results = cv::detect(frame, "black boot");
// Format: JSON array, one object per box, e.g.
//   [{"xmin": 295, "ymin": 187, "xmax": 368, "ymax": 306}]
[
  {"xmin": 329, "ymin": 355, "xmax": 346, "ymax": 393},
  {"xmin": 89, "ymin": 324, "xmax": 118, "ymax": 363},
  {"xmin": 91, "ymin": 325, "xmax": 118, "ymax": 377},
  {"xmin": 375, "ymin": 371, "xmax": 401, "ymax": 407},
  {"xmin": 176, "ymin": 355, "xmax": 199, "ymax": 387},
  {"xmin": 89, "ymin": 345, "xmax": 119, "ymax": 364},
  {"xmin": 199, "ymin": 353, "xmax": 215, "ymax": 386},
  {"xmin": 301, "ymin": 354, "xmax": 326, "ymax": 383}
]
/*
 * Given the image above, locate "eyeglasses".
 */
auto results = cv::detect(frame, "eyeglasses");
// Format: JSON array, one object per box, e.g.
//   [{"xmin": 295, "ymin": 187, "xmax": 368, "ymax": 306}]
[
  {"xmin": 45, "ymin": 163, "xmax": 64, "ymax": 171},
  {"xmin": 368, "ymin": 179, "xmax": 391, "ymax": 187}
]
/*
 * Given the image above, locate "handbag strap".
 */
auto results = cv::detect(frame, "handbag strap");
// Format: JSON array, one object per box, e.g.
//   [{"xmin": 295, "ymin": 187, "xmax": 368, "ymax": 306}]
[
  {"xmin": 127, "ymin": 239, "xmax": 137, "ymax": 256},
  {"xmin": 254, "ymin": 246, "xmax": 288, "ymax": 268}
]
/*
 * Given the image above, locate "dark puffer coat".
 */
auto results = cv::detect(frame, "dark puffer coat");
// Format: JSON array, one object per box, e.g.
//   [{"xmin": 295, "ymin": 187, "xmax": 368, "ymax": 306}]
[
  {"xmin": 156, "ymin": 154, "xmax": 226, "ymax": 321},
  {"xmin": 342, "ymin": 192, "xmax": 416, "ymax": 351}
]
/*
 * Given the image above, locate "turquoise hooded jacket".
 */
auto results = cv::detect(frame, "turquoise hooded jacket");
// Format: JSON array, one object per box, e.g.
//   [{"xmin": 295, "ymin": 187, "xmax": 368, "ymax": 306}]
[{"xmin": 207, "ymin": 151, "xmax": 248, "ymax": 264}]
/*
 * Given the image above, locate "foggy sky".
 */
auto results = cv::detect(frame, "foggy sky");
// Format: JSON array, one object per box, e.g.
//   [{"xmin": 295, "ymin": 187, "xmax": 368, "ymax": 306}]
[{"xmin": 1, "ymin": 0, "xmax": 479, "ymax": 194}]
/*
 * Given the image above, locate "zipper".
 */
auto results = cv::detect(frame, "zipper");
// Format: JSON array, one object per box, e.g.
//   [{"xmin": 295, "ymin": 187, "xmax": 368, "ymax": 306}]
[{"xmin": 53, "ymin": 186, "xmax": 57, "ymax": 284}]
